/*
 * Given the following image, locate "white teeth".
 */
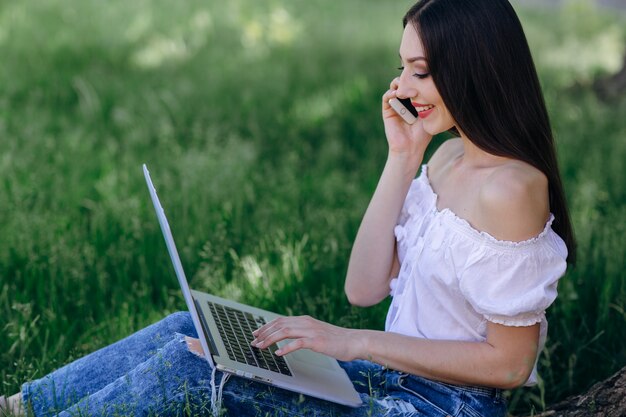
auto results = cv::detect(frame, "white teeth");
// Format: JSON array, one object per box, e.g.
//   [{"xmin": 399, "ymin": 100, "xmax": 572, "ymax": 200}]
[{"xmin": 416, "ymin": 105, "xmax": 434, "ymax": 112}]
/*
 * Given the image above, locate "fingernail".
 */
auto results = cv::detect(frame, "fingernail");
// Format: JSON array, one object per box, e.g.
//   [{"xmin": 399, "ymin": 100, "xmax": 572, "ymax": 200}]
[{"xmin": 275, "ymin": 349, "xmax": 283, "ymax": 355}]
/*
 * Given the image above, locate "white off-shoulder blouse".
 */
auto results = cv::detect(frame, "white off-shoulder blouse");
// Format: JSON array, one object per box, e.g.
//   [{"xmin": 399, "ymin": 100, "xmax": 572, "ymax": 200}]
[{"xmin": 385, "ymin": 165, "xmax": 568, "ymax": 386}]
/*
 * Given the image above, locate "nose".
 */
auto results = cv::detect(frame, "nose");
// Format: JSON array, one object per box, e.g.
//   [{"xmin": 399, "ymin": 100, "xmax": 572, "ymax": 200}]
[{"xmin": 395, "ymin": 70, "xmax": 418, "ymax": 100}]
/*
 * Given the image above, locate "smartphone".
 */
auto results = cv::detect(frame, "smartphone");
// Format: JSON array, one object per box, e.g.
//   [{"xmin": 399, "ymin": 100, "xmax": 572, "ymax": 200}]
[{"xmin": 388, "ymin": 97, "xmax": 418, "ymax": 124}]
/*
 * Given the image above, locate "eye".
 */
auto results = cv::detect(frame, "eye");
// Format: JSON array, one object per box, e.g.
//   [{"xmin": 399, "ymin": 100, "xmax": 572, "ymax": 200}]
[{"xmin": 398, "ymin": 66, "xmax": 430, "ymax": 79}]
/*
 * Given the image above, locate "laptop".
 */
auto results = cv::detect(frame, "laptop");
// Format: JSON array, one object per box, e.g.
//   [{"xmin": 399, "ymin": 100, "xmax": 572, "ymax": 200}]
[{"xmin": 143, "ymin": 164, "xmax": 362, "ymax": 408}]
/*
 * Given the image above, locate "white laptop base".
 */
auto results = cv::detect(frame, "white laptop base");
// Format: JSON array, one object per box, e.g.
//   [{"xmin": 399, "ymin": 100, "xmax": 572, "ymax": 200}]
[{"xmin": 143, "ymin": 164, "xmax": 362, "ymax": 408}]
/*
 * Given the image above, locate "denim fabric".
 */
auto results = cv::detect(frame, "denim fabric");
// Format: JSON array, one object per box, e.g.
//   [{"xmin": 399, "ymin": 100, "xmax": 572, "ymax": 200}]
[
  {"xmin": 22, "ymin": 312, "xmax": 196, "ymax": 416},
  {"xmin": 22, "ymin": 312, "xmax": 507, "ymax": 416}
]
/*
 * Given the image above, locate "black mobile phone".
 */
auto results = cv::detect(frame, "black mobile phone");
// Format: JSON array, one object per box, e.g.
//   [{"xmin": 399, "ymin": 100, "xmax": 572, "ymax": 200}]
[{"xmin": 388, "ymin": 97, "xmax": 418, "ymax": 124}]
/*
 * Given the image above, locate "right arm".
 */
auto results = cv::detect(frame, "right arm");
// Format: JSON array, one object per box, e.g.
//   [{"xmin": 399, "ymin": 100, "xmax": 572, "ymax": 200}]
[{"xmin": 344, "ymin": 79, "xmax": 433, "ymax": 306}]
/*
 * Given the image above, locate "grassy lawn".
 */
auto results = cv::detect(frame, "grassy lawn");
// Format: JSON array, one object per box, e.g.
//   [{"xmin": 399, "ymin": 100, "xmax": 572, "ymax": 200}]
[{"xmin": 1, "ymin": 0, "xmax": 624, "ymax": 415}]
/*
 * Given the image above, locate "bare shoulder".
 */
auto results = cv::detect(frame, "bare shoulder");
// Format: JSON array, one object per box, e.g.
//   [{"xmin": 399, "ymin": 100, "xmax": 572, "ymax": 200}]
[
  {"xmin": 478, "ymin": 161, "xmax": 550, "ymax": 242},
  {"xmin": 427, "ymin": 138, "xmax": 463, "ymax": 172}
]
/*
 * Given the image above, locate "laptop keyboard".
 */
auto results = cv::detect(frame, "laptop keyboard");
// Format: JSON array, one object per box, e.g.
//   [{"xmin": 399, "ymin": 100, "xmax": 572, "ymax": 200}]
[{"xmin": 207, "ymin": 301, "xmax": 292, "ymax": 376}]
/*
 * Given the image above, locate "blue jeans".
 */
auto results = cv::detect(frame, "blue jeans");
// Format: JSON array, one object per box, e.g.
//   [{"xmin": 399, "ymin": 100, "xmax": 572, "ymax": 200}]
[{"xmin": 22, "ymin": 312, "xmax": 507, "ymax": 416}]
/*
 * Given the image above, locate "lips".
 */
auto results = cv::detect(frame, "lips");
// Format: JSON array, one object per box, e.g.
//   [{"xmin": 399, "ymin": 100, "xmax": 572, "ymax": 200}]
[{"xmin": 412, "ymin": 102, "xmax": 435, "ymax": 118}]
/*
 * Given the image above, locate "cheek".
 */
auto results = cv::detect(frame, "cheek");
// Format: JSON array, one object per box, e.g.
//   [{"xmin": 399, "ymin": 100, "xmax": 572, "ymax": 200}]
[
  {"xmin": 434, "ymin": 102, "xmax": 454, "ymax": 126},
  {"xmin": 441, "ymin": 109, "xmax": 455, "ymax": 127}
]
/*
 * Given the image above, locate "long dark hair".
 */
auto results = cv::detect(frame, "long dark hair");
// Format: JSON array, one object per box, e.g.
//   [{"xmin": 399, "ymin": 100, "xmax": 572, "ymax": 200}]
[{"xmin": 404, "ymin": 0, "xmax": 576, "ymax": 264}]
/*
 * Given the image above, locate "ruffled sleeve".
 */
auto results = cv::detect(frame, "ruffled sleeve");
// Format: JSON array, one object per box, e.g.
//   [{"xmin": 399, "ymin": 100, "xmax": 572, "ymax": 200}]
[{"xmin": 457, "ymin": 221, "xmax": 568, "ymax": 326}]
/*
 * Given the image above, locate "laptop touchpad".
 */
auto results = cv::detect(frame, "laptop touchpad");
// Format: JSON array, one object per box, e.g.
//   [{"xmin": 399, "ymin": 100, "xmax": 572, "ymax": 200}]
[{"xmin": 278, "ymin": 341, "xmax": 336, "ymax": 370}]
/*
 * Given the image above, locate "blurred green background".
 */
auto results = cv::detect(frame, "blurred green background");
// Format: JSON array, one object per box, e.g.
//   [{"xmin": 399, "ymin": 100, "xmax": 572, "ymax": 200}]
[{"xmin": 1, "ymin": 0, "xmax": 624, "ymax": 415}]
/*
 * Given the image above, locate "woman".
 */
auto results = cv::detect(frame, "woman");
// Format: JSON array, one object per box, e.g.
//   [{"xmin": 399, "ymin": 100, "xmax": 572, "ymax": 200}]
[{"xmin": 2, "ymin": 0, "xmax": 575, "ymax": 415}]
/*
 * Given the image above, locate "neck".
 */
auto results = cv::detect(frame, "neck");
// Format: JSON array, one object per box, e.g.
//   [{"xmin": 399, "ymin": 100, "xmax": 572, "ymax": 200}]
[{"xmin": 456, "ymin": 133, "xmax": 510, "ymax": 169}]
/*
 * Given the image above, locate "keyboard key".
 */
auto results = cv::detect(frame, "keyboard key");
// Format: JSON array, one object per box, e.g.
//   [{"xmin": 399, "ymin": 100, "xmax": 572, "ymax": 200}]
[{"xmin": 206, "ymin": 301, "xmax": 292, "ymax": 376}]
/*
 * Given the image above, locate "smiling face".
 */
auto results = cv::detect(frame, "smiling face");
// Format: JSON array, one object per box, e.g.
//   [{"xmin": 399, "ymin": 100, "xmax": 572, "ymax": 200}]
[{"xmin": 397, "ymin": 24, "xmax": 456, "ymax": 136}]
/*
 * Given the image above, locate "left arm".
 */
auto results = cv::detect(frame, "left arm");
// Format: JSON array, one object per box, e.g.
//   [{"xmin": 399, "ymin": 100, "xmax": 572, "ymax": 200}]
[{"xmin": 251, "ymin": 317, "xmax": 539, "ymax": 390}]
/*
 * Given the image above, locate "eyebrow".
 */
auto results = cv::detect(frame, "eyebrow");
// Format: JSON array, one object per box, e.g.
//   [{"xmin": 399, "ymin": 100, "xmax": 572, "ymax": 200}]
[{"xmin": 399, "ymin": 53, "xmax": 428, "ymax": 64}]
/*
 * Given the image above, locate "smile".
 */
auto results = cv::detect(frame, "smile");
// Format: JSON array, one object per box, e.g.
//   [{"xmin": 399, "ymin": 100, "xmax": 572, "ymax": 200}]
[{"xmin": 412, "ymin": 103, "xmax": 435, "ymax": 118}]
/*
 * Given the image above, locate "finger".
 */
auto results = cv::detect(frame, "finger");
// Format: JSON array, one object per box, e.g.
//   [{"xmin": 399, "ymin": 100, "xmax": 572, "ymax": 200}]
[
  {"xmin": 252, "ymin": 317, "xmax": 291, "ymax": 345},
  {"xmin": 254, "ymin": 324, "xmax": 308, "ymax": 349},
  {"xmin": 253, "ymin": 318, "xmax": 316, "ymax": 348},
  {"xmin": 253, "ymin": 316, "xmax": 308, "ymax": 340},
  {"xmin": 382, "ymin": 88, "xmax": 397, "ymax": 104},
  {"xmin": 275, "ymin": 338, "xmax": 312, "ymax": 356},
  {"xmin": 252, "ymin": 317, "xmax": 285, "ymax": 338},
  {"xmin": 383, "ymin": 78, "xmax": 400, "ymax": 105}
]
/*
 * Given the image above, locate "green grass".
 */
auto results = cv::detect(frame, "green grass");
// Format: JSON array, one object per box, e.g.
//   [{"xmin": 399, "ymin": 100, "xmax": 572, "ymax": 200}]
[{"xmin": 1, "ymin": 0, "xmax": 625, "ymax": 415}]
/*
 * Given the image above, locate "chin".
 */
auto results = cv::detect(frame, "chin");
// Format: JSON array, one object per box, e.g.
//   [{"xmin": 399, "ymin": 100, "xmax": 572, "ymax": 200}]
[
  {"xmin": 420, "ymin": 119, "xmax": 455, "ymax": 136},
  {"xmin": 420, "ymin": 121, "xmax": 444, "ymax": 136}
]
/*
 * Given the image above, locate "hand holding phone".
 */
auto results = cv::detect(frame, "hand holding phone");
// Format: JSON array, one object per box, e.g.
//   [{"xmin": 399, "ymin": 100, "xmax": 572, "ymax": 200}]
[{"xmin": 388, "ymin": 97, "xmax": 418, "ymax": 125}]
